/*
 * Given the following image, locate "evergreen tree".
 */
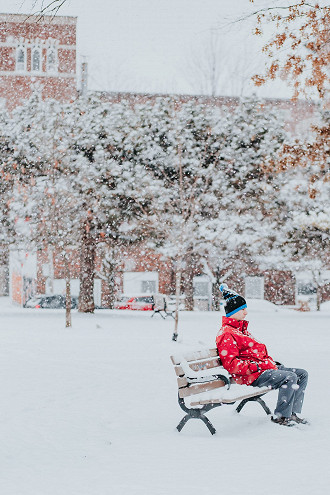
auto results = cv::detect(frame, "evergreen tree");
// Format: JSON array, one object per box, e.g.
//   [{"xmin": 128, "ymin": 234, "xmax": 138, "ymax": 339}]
[{"xmin": 202, "ymin": 97, "xmax": 288, "ymax": 299}]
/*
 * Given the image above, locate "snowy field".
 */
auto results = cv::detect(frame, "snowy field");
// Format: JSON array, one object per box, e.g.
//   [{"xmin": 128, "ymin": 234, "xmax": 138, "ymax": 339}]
[{"xmin": 0, "ymin": 297, "xmax": 329, "ymax": 495}]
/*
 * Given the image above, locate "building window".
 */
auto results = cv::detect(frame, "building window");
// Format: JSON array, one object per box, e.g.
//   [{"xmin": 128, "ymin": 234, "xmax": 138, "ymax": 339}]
[
  {"xmin": 297, "ymin": 280, "xmax": 316, "ymax": 296},
  {"xmin": 123, "ymin": 271, "xmax": 159, "ymax": 295},
  {"xmin": 193, "ymin": 275, "xmax": 212, "ymax": 298},
  {"xmin": 16, "ymin": 47, "xmax": 26, "ymax": 71},
  {"xmin": 32, "ymin": 48, "xmax": 42, "ymax": 72},
  {"xmin": 194, "ymin": 281, "xmax": 209, "ymax": 297},
  {"xmin": 47, "ymin": 47, "xmax": 57, "ymax": 73},
  {"xmin": 245, "ymin": 276, "xmax": 264, "ymax": 299},
  {"xmin": 141, "ymin": 280, "xmax": 156, "ymax": 293}
]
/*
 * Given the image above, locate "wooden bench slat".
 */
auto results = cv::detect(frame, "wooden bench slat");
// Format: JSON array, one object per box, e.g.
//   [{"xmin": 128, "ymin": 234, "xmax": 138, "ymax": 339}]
[
  {"xmin": 188, "ymin": 357, "xmax": 222, "ymax": 372},
  {"xmin": 177, "ymin": 376, "xmax": 189, "ymax": 388},
  {"xmin": 190, "ymin": 388, "xmax": 271, "ymax": 406},
  {"xmin": 178, "ymin": 379, "xmax": 226, "ymax": 398},
  {"xmin": 174, "ymin": 365, "xmax": 184, "ymax": 376},
  {"xmin": 170, "ymin": 355, "xmax": 178, "ymax": 365},
  {"xmin": 190, "ymin": 399, "xmax": 222, "ymax": 406},
  {"xmin": 170, "ymin": 348, "xmax": 218, "ymax": 366}
]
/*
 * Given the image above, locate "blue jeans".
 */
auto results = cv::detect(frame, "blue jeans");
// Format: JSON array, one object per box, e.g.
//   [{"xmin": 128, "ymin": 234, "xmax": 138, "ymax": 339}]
[{"xmin": 252, "ymin": 366, "xmax": 308, "ymax": 418}]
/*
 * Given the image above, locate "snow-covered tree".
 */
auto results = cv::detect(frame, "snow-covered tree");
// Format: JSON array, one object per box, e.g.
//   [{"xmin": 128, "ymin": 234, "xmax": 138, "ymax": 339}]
[
  {"xmin": 258, "ymin": 107, "xmax": 330, "ymax": 310},
  {"xmin": 4, "ymin": 89, "xmax": 321, "ymax": 323},
  {"xmin": 121, "ymin": 96, "xmax": 287, "ymax": 337},
  {"xmin": 0, "ymin": 106, "xmax": 15, "ymax": 247},
  {"xmin": 5, "ymin": 93, "xmax": 156, "ymax": 313},
  {"xmin": 268, "ymin": 168, "xmax": 329, "ymax": 310},
  {"xmin": 4, "ymin": 94, "xmax": 81, "ymax": 323},
  {"xmin": 120, "ymin": 97, "xmax": 226, "ymax": 338},
  {"xmin": 198, "ymin": 97, "xmax": 288, "ymax": 305},
  {"xmin": 63, "ymin": 95, "xmax": 159, "ymax": 311},
  {"xmin": 0, "ymin": 106, "xmax": 16, "ymax": 294}
]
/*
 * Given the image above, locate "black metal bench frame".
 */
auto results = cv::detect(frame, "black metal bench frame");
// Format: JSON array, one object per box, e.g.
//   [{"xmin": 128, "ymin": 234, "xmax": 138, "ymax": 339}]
[{"xmin": 176, "ymin": 392, "xmax": 271, "ymax": 435}]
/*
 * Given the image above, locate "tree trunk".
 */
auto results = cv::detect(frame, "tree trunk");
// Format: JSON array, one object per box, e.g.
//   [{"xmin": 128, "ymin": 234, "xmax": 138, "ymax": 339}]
[
  {"xmin": 212, "ymin": 266, "xmax": 222, "ymax": 311},
  {"xmin": 48, "ymin": 246, "xmax": 54, "ymax": 295},
  {"xmin": 172, "ymin": 256, "xmax": 183, "ymax": 341},
  {"xmin": 65, "ymin": 258, "xmax": 72, "ymax": 327},
  {"xmin": 99, "ymin": 245, "xmax": 119, "ymax": 309},
  {"xmin": 0, "ymin": 245, "xmax": 9, "ymax": 296},
  {"xmin": 79, "ymin": 226, "xmax": 95, "ymax": 313},
  {"xmin": 107, "ymin": 267, "xmax": 116, "ymax": 309},
  {"xmin": 183, "ymin": 248, "xmax": 195, "ymax": 311},
  {"xmin": 316, "ymin": 286, "xmax": 322, "ymax": 311},
  {"xmin": 104, "ymin": 253, "xmax": 117, "ymax": 309}
]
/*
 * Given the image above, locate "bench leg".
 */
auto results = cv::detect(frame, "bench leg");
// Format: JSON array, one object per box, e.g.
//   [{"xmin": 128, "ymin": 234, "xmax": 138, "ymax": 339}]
[
  {"xmin": 176, "ymin": 412, "xmax": 216, "ymax": 435},
  {"xmin": 236, "ymin": 396, "xmax": 271, "ymax": 415},
  {"xmin": 176, "ymin": 414, "xmax": 190, "ymax": 432},
  {"xmin": 176, "ymin": 396, "xmax": 219, "ymax": 435},
  {"xmin": 199, "ymin": 414, "xmax": 216, "ymax": 435},
  {"xmin": 151, "ymin": 310, "xmax": 166, "ymax": 319},
  {"xmin": 176, "ymin": 405, "xmax": 217, "ymax": 435},
  {"xmin": 255, "ymin": 397, "xmax": 272, "ymax": 415},
  {"xmin": 236, "ymin": 399, "xmax": 247, "ymax": 414}
]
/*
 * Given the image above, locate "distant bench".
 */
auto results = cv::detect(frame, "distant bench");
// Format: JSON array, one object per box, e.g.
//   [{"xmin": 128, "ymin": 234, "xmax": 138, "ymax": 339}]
[
  {"xmin": 170, "ymin": 348, "xmax": 272, "ymax": 435},
  {"xmin": 151, "ymin": 295, "xmax": 175, "ymax": 319}
]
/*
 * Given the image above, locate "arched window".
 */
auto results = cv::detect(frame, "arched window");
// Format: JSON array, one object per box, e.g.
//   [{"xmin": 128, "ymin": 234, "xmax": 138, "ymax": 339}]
[
  {"xmin": 32, "ymin": 48, "xmax": 41, "ymax": 72},
  {"xmin": 16, "ymin": 47, "xmax": 26, "ymax": 71},
  {"xmin": 47, "ymin": 47, "xmax": 57, "ymax": 73}
]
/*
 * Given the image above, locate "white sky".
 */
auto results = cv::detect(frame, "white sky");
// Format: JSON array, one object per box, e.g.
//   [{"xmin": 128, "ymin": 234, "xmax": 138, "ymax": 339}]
[{"xmin": 0, "ymin": 0, "xmax": 299, "ymax": 98}]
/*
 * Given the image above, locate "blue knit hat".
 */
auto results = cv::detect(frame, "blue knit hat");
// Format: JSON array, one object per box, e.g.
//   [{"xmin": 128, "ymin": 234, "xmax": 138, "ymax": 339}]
[{"xmin": 219, "ymin": 284, "xmax": 247, "ymax": 317}]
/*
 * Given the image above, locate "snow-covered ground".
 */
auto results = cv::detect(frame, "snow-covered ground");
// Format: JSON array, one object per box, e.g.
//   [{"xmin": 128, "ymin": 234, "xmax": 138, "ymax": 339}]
[{"xmin": 0, "ymin": 297, "xmax": 329, "ymax": 495}]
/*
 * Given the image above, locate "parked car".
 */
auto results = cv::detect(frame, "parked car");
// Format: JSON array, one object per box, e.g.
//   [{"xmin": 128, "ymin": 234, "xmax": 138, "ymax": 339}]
[
  {"xmin": 114, "ymin": 296, "xmax": 154, "ymax": 311},
  {"xmin": 114, "ymin": 296, "xmax": 131, "ymax": 310},
  {"xmin": 24, "ymin": 295, "xmax": 79, "ymax": 309},
  {"xmin": 24, "ymin": 295, "xmax": 44, "ymax": 308}
]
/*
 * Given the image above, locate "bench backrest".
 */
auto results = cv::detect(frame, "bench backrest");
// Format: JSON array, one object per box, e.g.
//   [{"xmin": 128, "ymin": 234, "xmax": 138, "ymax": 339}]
[
  {"xmin": 170, "ymin": 348, "xmax": 228, "ymax": 398},
  {"xmin": 153, "ymin": 294, "xmax": 166, "ymax": 310}
]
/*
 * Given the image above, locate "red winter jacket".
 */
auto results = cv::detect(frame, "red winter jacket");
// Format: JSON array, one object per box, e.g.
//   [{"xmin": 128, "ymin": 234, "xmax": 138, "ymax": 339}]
[{"xmin": 216, "ymin": 316, "xmax": 277, "ymax": 385}]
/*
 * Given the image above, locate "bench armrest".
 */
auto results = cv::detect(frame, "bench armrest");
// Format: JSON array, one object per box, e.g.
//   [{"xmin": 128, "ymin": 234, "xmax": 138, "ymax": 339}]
[
  {"xmin": 186, "ymin": 373, "xmax": 231, "ymax": 389},
  {"xmin": 180, "ymin": 360, "xmax": 231, "ymax": 389}
]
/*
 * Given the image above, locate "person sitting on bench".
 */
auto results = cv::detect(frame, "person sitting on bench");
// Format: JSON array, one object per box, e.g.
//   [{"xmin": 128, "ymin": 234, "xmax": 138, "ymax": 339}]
[{"xmin": 216, "ymin": 284, "xmax": 309, "ymax": 427}]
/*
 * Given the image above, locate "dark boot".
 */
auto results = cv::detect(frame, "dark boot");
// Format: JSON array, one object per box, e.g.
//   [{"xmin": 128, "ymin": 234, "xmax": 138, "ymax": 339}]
[
  {"xmin": 271, "ymin": 416, "xmax": 294, "ymax": 427},
  {"xmin": 290, "ymin": 413, "xmax": 309, "ymax": 425}
]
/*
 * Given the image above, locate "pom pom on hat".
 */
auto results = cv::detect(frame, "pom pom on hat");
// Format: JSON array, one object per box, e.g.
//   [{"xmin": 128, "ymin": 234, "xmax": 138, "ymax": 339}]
[{"xmin": 219, "ymin": 283, "xmax": 228, "ymax": 293}]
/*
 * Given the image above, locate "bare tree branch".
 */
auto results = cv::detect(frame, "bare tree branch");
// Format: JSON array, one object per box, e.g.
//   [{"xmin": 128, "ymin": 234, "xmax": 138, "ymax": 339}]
[
  {"xmin": 22, "ymin": 0, "xmax": 67, "ymax": 19},
  {"xmin": 235, "ymin": 1, "xmax": 327, "ymax": 24}
]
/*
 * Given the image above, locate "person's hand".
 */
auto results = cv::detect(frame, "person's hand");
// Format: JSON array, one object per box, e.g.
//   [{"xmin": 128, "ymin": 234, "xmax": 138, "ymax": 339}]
[{"xmin": 249, "ymin": 362, "xmax": 260, "ymax": 373}]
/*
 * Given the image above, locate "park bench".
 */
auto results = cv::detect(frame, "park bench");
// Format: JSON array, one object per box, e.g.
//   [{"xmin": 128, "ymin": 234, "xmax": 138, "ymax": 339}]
[
  {"xmin": 170, "ymin": 347, "xmax": 272, "ymax": 435},
  {"xmin": 151, "ymin": 294, "xmax": 175, "ymax": 319}
]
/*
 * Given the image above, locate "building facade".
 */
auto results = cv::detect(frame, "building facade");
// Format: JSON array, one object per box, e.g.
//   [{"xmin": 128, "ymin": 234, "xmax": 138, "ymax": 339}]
[
  {"xmin": 0, "ymin": 12, "xmax": 77, "ymax": 302},
  {"xmin": 0, "ymin": 13, "xmax": 77, "ymax": 110}
]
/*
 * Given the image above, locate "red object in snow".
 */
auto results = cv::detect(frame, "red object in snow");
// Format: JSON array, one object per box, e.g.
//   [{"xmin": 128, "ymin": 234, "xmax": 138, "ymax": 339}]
[{"xmin": 114, "ymin": 296, "xmax": 154, "ymax": 311}]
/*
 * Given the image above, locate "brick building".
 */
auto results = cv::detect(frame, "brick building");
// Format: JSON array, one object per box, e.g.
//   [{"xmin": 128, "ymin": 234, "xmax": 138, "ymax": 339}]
[
  {"xmin": 0, "ymin": 13, "xmax": 77, "ymax": 110},
  {"xmin": 0, "ymin": 12, "xmax": 77, "ymax": 303}
]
